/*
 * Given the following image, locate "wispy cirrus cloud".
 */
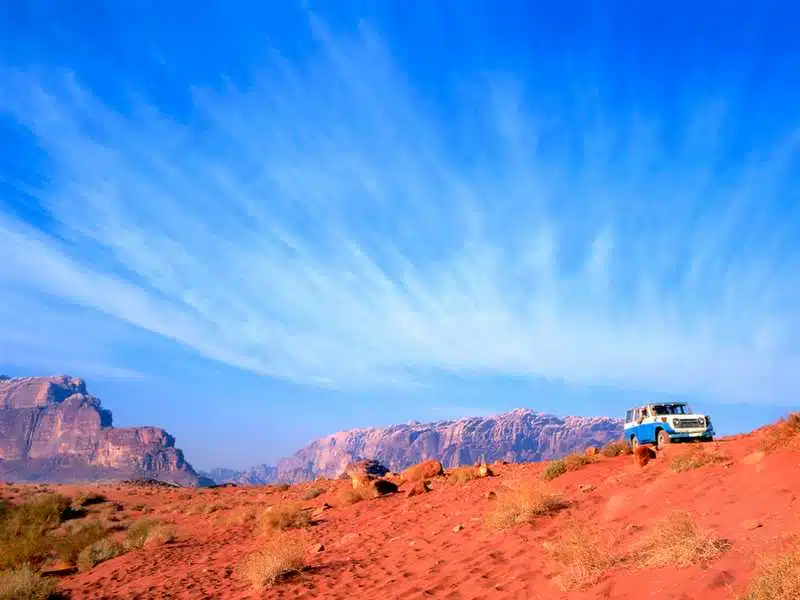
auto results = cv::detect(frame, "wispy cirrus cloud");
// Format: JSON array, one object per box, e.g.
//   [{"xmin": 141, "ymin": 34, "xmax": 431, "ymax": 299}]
[{"xmin": 1, "ymin": 12, "xmax": 799, "ymax": 404}]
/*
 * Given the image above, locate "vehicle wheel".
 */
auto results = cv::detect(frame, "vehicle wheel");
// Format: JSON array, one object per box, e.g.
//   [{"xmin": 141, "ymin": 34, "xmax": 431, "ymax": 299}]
[
  {"xmin": 630, "ymin": 435, "xmax": 639, "ymax": 451},
  {"xmin": 657, "ymin": 429, "xmax": 671, "ymax": 449}
]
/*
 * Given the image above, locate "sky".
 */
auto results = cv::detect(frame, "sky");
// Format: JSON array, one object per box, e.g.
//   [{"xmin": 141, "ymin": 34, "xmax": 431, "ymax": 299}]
[{"xmin": 1, "ymin": 1, "xmax": 799, "ymax": 470}]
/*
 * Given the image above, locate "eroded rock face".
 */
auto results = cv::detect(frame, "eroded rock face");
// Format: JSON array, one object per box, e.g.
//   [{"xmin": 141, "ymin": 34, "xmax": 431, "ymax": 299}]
[
  {"xmin": 0, "ymin": 376, "xmax": 201, "ymax": 485},
  {"xmin": 269, "ymin": 408, "xmax": 623, "ymax": 483}
]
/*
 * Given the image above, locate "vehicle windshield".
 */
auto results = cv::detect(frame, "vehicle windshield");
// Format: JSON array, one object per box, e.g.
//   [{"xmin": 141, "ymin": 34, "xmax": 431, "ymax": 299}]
[{"xmin": 652, "ymin": 404, "xmax": 690, "ymax": 415}]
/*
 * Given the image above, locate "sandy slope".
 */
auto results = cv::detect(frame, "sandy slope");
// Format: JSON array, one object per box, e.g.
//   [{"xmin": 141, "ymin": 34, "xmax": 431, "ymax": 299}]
[{"xmin": 12, "ymin": 426, "xmax": 800, "ymax": 600}]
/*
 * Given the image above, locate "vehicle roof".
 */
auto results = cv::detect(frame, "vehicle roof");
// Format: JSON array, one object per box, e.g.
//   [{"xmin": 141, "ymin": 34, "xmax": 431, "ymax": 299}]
[{"xmin": 626, "ymin": 401, "xmax": 688, "ymax": 410}]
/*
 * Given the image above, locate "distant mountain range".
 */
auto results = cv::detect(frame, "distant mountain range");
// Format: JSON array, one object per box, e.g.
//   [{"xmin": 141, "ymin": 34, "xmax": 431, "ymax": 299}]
[
  {"xmin": 201, "ymin": 408, "xmax": 624, "ymax": 485},
  {"xmin": 0, "ymin": 374, "xmax": 623, "ymax": 487}
]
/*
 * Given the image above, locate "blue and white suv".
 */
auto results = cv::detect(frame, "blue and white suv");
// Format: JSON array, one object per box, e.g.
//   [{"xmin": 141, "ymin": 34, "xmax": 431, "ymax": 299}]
[{"xmin": 624, "ymin": 402, "xmax": 714, "ymax": 450}]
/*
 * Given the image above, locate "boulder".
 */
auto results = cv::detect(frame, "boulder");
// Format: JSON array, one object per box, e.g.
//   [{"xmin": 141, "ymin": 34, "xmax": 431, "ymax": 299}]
[{"xmin": 400, "ymin": 459, "xmax": 444, "ymax": 483}]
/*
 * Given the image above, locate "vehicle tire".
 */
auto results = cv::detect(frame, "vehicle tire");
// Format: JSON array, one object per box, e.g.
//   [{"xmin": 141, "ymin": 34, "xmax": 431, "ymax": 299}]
[
  {"xmin": 657, "ymin": 429, "xmax": 671, "ymax": 450},
  {"xmin": 630, "ymin": 435, "xmax": 639, "ymax": 451}
]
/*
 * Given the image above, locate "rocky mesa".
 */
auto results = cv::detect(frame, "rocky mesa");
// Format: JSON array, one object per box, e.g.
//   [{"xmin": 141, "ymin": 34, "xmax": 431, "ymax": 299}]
[
  {"xmin": 0, "ymin": 375, "xmax": 203, "ymax": 485},
  {"xmin": 210, "ymin": 408, "xmax": 623, "ymax": 484}
]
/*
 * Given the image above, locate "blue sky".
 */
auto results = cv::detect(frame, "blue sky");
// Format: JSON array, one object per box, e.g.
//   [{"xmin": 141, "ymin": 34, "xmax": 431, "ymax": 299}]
[{"xmin": 1, "ymin": 1, "xmax": 799, "ymax": 470}]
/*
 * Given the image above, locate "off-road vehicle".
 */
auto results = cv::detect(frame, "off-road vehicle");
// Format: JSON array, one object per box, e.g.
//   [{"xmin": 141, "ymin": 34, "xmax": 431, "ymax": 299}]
[{"xmin": 624, "ymin": 402, "xmax": 714, "ymax": 450}]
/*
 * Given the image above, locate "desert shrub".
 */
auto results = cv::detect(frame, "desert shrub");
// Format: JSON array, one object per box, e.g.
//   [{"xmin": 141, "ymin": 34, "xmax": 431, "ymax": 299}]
[
  {"xmin": 302, "ymin": 488, "xmax": 323, "ymax": 500},
  {"xmin": 542, "ymin": 460, "xmax": 568, "ymax": 481},
  {"xmin": 124, "ymin": 518, "xmax": 158, "ymax": 550},
  {"xmin": 739, "ymin": 548, "xmax": 800, "ymax": 600},
  {"xmin": 633, "ymin": 511, "xmax": 730, "ymax": 567},
  {"xmin": 564, "ymin": 453, "xmax": 593, "ymax": 470},
  {"xmin": 0, "ymin": 564, "xmax": 58, "ymax": 600},
  {"xmin": 542, "ymin": 452, "xmax": 594, "ymax": 481},
  {"xmin": 200, "ymin": 503, "xmax": 226, "ymax": 515},
  {"xmin": 274, "ymin": 483, "xmax": 290, "ymax": 492},
  {"xmin": 485, "ymin": 481, "xmax": 567, "ymax": 530},
  {"xmin": 447, "ymin": 467, "xmax": 479, "ymax": 485},
  {"xmin": 670, "ymin": 445, "xmax": 730, "ymax": 472},
  {"xmin": 601, "ymin": 440, "xmax": 632, "ymax": 457},
  {"xmin": 13, "ymin": 494, "xmax": 71, "ymax": 529},
  {"xmin": 143, "ymin": 524, "xmax": 176, "ymax": 546},
  {"xmin": 544, "ymin": 522, "xmax": 619, "ymax": 591},
  {"xmin": 761, "ymin": 413, "xmax": 800, "ymax": 452},
  {"xmin": 53, "ymin": 519, "xmax": 108, "ymax": 564},
  {"xmin": 0, "ymin": 494, "xmax": 71, "ymax": 569},
  {"xmin": 259, "ymin": 503, "xmax": 311, "ymax": 532},
  {"xmin": 223, "ymin": 505, "xmax": 259, "ymax": 526},
  {"xmin": 72, "ymin": 492, "xmax": 107, "ymax": 508},
  {"xmin": 77, "ymin": 538, "xmax": 125, "ymax": 571},
  {"xmin": 239, "ymin": 534, "xmax": 305, "ymax": 589}
]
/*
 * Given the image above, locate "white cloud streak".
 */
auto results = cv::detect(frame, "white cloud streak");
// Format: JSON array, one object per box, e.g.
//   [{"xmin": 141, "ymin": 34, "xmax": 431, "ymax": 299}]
[{"xmin": 1, "ymin": 16, "xmax": 799, "ymax": 404}]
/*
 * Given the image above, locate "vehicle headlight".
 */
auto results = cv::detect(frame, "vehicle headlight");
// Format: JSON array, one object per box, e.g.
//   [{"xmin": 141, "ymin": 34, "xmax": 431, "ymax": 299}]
[{"xmin": 698, "ymin": 417, "xmax": 706, "ymax": 426}]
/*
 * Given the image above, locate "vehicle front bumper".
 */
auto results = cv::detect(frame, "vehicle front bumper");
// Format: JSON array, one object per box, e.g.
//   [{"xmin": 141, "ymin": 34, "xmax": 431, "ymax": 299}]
[{"xmin": 665, "ymin": 426, "xmax": 714, "ymax": 440}]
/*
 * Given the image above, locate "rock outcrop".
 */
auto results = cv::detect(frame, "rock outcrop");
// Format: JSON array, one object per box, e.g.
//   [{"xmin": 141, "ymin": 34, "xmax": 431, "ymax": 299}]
[
  {"xmin": 208, "ymin": 408, "xmax": 624, "ymax": 485},
  {"xmin": 0, "ymin": 375, "xmax": 202, "ymax": 485}
]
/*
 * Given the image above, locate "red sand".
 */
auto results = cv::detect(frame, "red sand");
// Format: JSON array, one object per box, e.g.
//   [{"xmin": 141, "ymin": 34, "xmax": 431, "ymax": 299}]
[{"xmin": 10, "ymin": 427, "xmax": 800, "ymax": 599}]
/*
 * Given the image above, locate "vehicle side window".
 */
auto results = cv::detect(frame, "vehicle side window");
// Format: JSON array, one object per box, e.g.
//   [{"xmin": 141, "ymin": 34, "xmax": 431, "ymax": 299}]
[{"xmin": 625, "ymin": 409, "xmax": 633, "ymax": 423}]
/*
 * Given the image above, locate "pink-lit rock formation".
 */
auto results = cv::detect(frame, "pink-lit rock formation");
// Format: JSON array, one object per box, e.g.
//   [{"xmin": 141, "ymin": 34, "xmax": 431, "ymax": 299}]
[{"xmin": 0, "ymin": 375, "xmax": 202, "ymax": 485}]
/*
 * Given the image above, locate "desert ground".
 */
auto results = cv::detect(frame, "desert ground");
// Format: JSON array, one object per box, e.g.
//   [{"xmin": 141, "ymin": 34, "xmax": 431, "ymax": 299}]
[{"xmin": 2, "ymin": 415, "xmax": 799, "ymax": 600}]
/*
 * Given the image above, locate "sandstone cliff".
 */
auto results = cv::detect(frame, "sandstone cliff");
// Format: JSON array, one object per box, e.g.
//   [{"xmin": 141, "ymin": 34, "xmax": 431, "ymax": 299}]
[
  {"xmin": 0, "ymin": 375, "xmax": 202, "ymax": 485},
  {"xmin": 207, "ymin": 408, "xmax": 623, "ymax": 484}
]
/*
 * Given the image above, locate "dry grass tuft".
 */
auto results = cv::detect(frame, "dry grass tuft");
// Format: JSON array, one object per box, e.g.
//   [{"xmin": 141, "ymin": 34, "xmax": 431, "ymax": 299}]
[
  {"xmin": 760, "ymin": 413, "xmax": 800, "ymax": 452},
  {"xmin": 0, "ymin": 564, "xmax": 59, "ymax": 600},
  {"xmin": 259, "ymin": 503, "xmax": 311, "ymax": 532},
  {"xmin": 222, "ymin": 504, "xmax": 259, "ymax": 526},
  {"xmin": 239, "ymin": 534, "xmax": 306, "ymax": 589},
  {"xmin": 544, "ymin": 522, "xmax": 620, "ymax": 591},
  {"xmin": 124, "ymin": 518, "xmax": 159, "ymax": 550},
  {"xmin": 601, "ymin": 439, "xmax": 633, "ymax": 457},
  {"xmin": 485, "ymin": 481, "xmax": 568, "ymax": 530},
  {"xmin": 302, "ymin": 488, "xmax": 324, "ymax": 500},
  {"xmin": 670, "ymin": 445, "xmax": 730, "ymax": 472},
  {"xmin": 633, "ymin": 511, "xmax": 730, "ymax": 567},
  {"xmin": 0, "ymin": 493, "xmax": 72, "ymax": 569},
  {"xmin": 52, "ymin": 519, "xmax": 108, "ymax": 565},
  {"xmin": 76, "ymin": 538, "xmax": 124, "ymax": 571},
  {"xmin": 143, "ymin": 524, "xmax": 177, "ymax": 546},
  {"xmin": 72, "ymin": 492, "xmax": 107, "ymax": 508},
  {"xmin": 541, "ymin": 460, "xmax": 567, "ymax": 481},
  {"xmin": 739, "ymin": 548, "xmax": 800, "ymax": 600},
  {"xmin": 542, "ymin": 452, "xmax": 593, "ymax": 481}
]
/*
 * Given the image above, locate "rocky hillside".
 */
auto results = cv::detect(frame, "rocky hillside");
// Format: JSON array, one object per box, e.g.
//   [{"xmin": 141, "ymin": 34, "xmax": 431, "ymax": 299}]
[
  {"xmin": 209, "ymin": 408, "xmax": 623, "ymax": 484},
  {"xmin": 199, "ymin": 464, "xmax": 278, "ymax": 486},
  {"xmin": 0, "ymin": 375, "xmax": 204, "ymax": 486}
]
